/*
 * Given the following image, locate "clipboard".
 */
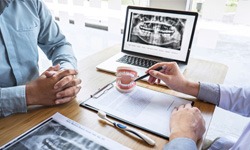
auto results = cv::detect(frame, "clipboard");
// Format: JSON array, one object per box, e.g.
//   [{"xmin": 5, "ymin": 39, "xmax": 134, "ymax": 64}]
[{"xmin": 80, "ymin": 81, "xmax": 193, "ymax": 139}]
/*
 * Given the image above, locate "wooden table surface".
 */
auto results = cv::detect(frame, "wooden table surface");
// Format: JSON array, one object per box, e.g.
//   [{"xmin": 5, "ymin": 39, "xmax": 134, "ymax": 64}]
[{"xmin": 0, "ymin": 45, "xmax": 228, "ymax": 149}]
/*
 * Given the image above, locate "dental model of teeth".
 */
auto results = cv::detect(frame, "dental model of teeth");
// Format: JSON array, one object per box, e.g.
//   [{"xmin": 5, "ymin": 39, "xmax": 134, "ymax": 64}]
[{"xmin": 116, "ymin": 66, "xmax": 138, "ymax": 93}]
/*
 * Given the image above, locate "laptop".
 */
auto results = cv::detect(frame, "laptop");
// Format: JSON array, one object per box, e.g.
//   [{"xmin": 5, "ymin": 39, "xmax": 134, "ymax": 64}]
[{"xmin": 97, "ymin": 6, "xmax": 198, "ymax": 80}]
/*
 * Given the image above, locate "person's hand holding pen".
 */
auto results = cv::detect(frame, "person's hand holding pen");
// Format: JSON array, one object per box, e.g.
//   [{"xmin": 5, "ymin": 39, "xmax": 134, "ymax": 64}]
[
  {"xmin": 146, "ymin": 62, "xmax": 199, "ymax": 97},
  {"xmin": 147, "ymin": 62, "xmax": 206, "ymax": 146}
]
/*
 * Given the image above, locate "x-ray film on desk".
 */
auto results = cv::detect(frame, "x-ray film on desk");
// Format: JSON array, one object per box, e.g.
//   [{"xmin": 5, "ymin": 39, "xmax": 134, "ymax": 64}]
[{"xmin": 0, "ymin": 113, "xmax": 130, "ymax": 150}]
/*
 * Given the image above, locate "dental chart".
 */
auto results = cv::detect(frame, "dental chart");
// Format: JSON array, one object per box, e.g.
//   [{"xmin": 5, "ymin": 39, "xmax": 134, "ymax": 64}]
[
  {"xmin": 0, "ymin": 113, "xmax": 130, "ymax": 150},
  {"xmin": 82, "ymin": 82, "xmax": 192, "ymax": 139}
]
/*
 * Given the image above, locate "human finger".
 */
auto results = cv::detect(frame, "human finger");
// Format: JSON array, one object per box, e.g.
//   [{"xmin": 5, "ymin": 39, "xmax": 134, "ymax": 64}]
[
  {"xmin": 146, "ymin": 63, "xmax": 164, "ymax": 73},
  {"xmin": 148, "ymin": 70, "xmax": 170, "ymax": 83},
  {"xmin": 147, "ymin": 65, "xmax": 168, "ymax": 84},
  {"xmin": 46, "ymin": 64, "xmax": 60, "ymax": 72},
  {"xmin": 64, "ymin": 78, "xmax": 82, "ymax": 89},
  {"xmin": 54, "ymin": 75, "xmax": 74, "ymax": 89},
  {"xmin": 157, "ymin": 78, "xmax": 161, "ymax": 84},
  {"xmin": 55, "ymin": 77, "xmax": 82, "ymax": 90},
  {"xmin": 172, "ymin": 107, "xmax": 178, "ymax": 113},
  {"xmin": 147, "ymin": 75, "xmax": 157, "ymax": 84},
  {"xmin": 55, "ymin": 96, "xmax": 74, "ymax": 105},
  {"xmin": 184, "ymin": 103, "xmax": 192, "ymax": 108},
  {"xmin": 44, "ymin": 70, "xmax": 58, "ymax": 78},
  {"xmin": 177, "ymin": 104, "xmax": 185, "ymax": 110},
  {"xmin": 41, "ymin": 64, "xmax": 60, "ymax": 77},
  {"xmin": 54, "ymin": 69, "xmax": 78, "ymax": 80},
  {"xmin": 56, "ymin": 86, "xmax": 81, "ymax": 99}
]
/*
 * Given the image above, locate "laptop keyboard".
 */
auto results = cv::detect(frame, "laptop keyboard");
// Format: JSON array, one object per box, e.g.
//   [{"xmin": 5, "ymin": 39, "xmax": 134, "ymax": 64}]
[{"xmin": 116, "ymin": 55, "xmax": 158, "ymax": 68}]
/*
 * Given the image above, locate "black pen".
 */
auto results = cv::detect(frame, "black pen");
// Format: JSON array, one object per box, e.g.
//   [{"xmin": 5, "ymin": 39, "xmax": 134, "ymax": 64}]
[{"xmin": 134, "ymin": 66, "xmax": 163, "ymax": 82}]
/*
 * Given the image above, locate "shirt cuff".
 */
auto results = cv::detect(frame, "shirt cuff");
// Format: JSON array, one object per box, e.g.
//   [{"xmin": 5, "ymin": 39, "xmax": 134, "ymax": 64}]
[
  {"xmin": 164, "ymin": 138, "xmax": 197, "ymax": 150},
  {"xmin": 197, "ymin": 82, "xmax": 220, "ymax": 105},
  {"xmin": 0, "ymin": 85, "xmax": 27, "ymax": 117}
]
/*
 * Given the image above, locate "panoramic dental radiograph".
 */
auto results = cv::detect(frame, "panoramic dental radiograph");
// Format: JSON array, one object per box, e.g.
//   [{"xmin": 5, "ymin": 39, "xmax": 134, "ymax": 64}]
[
  {"xmin": 129, "ymin": 13, "xmax": 186, "ymax": 50},
  {"xmin": 116, "ymin": 67, "xmax": 138, "ymax": 93}
]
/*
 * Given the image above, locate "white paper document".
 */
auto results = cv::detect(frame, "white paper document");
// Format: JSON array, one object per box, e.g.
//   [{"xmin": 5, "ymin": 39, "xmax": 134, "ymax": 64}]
[
  {"xmin": 1, "ymin": 113, "xmax": 130, "ymax": 150},
  {"xmin": 82, "ymin": 82, "xmax": 192, "ymax": 138}
]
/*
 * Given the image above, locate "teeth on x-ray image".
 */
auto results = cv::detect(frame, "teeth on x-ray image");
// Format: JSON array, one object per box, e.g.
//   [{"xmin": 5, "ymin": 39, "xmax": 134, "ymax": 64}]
[
  {"xmin": 129, "ymin": 13, "xmax": 186, "ymax": 50},
  {"xmin": 5, "ymin": 120, "xmax": 108, "ymax": 150}
]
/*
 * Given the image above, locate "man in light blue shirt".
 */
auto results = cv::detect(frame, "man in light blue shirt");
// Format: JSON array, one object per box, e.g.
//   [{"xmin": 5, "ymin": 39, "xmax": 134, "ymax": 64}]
[
  {"xmin": 0, "ymin": 0, "xmax": 81, "ymax": 117},
  {"xmin": 147, "ymin": 62, "xmax": 250, "ymax": 150}
]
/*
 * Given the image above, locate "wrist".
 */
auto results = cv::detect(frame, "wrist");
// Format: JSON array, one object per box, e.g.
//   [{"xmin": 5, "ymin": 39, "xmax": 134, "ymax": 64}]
[
  {"xmin": 180, "ymin": 80, "xmax": 199, "ymax": 97},
  {"xmin": 25, "ymin": 83, "xmax": 36, "ymax": 105}
]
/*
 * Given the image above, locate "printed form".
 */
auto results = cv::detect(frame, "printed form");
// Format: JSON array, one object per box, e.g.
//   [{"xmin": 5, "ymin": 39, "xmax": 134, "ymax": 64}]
[{"xmin": 83, "ymin": 83, "xmax": 192, "ymax": 138}]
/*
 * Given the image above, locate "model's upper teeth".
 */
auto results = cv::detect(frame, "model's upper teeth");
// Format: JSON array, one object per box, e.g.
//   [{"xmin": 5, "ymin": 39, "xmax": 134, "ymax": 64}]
[{"xmin": 117, "ymin": 71, "xmax": 134, "ymax": 77}]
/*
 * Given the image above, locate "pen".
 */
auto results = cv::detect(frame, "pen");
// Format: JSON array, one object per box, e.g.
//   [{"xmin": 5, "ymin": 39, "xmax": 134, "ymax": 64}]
[{"xmin": 134, "ymin": 66, "xmax": 163, "ymax": 82}]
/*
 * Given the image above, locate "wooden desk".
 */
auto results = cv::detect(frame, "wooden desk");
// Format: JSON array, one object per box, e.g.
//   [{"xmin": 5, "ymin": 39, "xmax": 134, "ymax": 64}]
[{"xmin": 0, "ymin": 45, "xmax": 228, "ymax": 149}]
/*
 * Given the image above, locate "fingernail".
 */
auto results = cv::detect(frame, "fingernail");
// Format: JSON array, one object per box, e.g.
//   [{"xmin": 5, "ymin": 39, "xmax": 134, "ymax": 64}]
[
  {"xmin": 55, "ymin": 101, "xmax": 60, "ymax": 104},
  {"xmin": 54, "ymin": 85, "xmax": 58, "ymax": 89}
]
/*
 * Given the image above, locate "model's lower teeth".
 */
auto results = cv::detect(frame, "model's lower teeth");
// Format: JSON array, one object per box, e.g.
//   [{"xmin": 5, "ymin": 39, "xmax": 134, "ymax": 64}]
[{"xmin": 117, "ymin": 80, "xmax": 134, "ymax": 87}]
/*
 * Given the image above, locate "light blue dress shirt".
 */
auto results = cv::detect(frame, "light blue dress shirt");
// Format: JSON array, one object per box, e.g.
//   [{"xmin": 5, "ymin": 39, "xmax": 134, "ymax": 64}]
[
  {"xmin": 165, "ymin": 83, "xmax": 250, "ymax": 150},
  {"xmin": 0, "ymin": 0, "xmax": 77, "ymax": 117}
]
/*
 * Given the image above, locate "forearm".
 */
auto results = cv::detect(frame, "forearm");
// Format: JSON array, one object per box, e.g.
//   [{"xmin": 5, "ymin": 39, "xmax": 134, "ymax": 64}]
[
  {"xmin": 0, "ymin": 86, "xmax": 27, "ymax": 117},
  {"xmin": 37, "ymin": 0, "xmax": 77, "ymax": 70},
  {"xmin": 51, "ymin": 43, "xmax": 77, "ymax": 70},
  {"xmin": 178, "ymin": 80, "xmax": 200, "ymax": 97}
]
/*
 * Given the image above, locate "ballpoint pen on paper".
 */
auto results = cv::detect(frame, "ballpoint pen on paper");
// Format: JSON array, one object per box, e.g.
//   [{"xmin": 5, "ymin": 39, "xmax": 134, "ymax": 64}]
[
  {"xmin": 97, "ymin": 110, "xmax": 155, "ymax": 146},
  {"xmin": 133, "ymin": 66, "xmax": 163, "ymax": 82}
]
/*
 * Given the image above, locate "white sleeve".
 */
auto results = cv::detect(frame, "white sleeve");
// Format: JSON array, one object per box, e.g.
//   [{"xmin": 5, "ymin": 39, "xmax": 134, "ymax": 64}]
[{"xmin": 219, "ymin": 85, "xmax": 250, "ymax": 117}]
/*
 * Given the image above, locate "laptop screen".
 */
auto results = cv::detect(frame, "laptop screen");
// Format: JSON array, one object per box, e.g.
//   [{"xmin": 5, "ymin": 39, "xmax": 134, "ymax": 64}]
[{"xmin": 122, "ymin": 6, "xmax": 198, "ymax": 63}]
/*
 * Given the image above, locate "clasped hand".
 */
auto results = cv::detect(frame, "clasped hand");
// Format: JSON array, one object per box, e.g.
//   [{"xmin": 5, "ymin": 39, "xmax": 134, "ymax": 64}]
[{"xmin": 26, "ymin": 64, "xmax": 82, "ymax": 106}]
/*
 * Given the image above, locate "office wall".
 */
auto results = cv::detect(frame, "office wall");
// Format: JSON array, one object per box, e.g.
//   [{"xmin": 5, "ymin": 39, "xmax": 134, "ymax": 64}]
[{"xmin": 149, "ymin": 0, "xmax": 192, "ymax": 10}]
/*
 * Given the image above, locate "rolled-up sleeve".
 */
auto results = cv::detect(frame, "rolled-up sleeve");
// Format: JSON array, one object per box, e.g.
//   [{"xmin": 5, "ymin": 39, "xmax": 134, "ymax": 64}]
[{"xmin": 0, "ymin": 85, "xmax": 27, "ymax": 117}]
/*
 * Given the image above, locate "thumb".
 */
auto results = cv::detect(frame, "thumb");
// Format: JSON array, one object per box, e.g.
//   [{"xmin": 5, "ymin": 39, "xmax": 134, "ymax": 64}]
[
  {"xmin": 46, "ymin": 64, "xmax": 60, "ymax": 72},
  {"xmin": 44, "ymin": 71, "xmax": 57, "ymax": 78}
]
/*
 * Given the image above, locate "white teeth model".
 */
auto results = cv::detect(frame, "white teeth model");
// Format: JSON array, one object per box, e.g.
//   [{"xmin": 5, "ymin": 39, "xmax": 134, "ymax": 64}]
[{"xmin": 117, "ymin": 72, "xmax": 135, "ymax": 78}]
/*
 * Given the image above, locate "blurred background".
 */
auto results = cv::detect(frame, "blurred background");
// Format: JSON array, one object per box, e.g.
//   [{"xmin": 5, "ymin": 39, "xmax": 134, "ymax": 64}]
[{"xmin": 40, "ymin": 0, "xmax": 250, "ymax": 86}]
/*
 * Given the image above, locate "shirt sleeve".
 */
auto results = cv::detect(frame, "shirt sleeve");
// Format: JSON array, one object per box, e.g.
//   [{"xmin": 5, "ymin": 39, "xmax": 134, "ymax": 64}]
[
  {"xmin": 219, "ymin": 85, "xmax": 250, "ymax": 117},
  {"xmin": 0, "ymin": 85, "xmax": 27, "ymax": 117},
  {"xmin": 36, "ymin": 0, "xmax": 77, "ymax": 70},
  {"xmin": 197, "ymin": 82, "xmax": 220, "ymax": 105},
  {"xmin": 164, "ymin": 138, "xmax": 197, "ymax": 150},
  {"xmin": 198, "ymin": 82, "xmax": 250, "ymax": 117}
]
